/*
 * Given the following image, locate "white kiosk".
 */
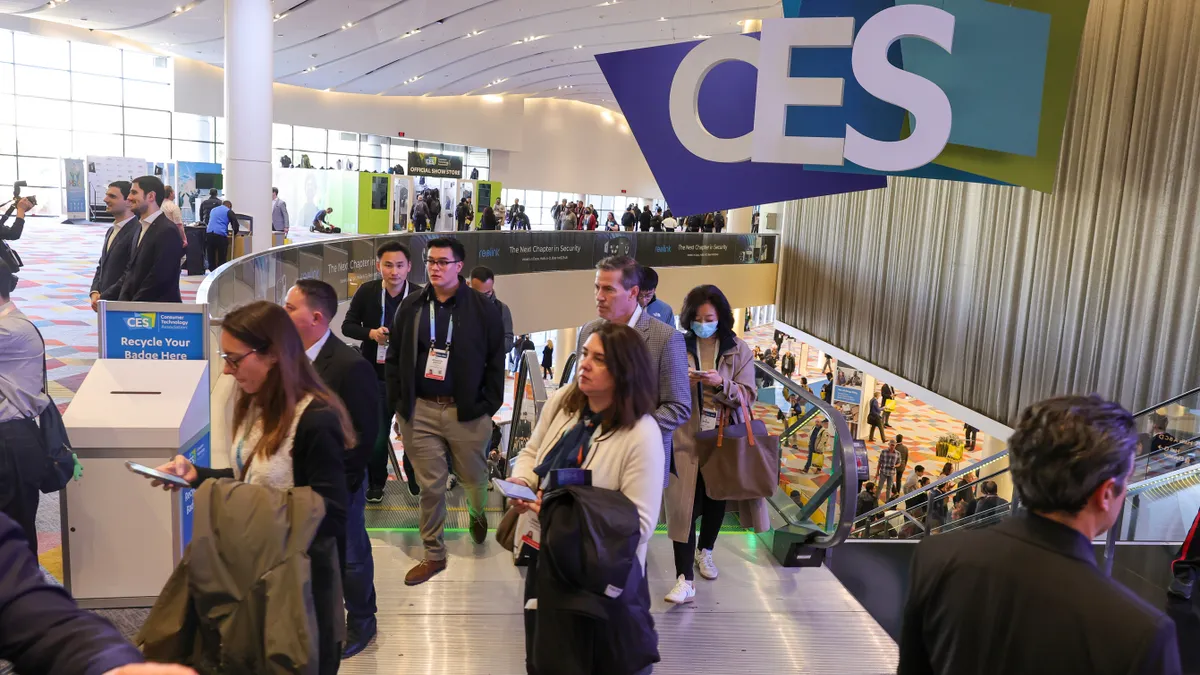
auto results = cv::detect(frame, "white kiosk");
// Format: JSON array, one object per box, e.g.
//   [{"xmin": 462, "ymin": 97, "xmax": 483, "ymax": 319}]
[{"xmin": 61, "ymin": 359, "xmax": 210, "ymax": 608}]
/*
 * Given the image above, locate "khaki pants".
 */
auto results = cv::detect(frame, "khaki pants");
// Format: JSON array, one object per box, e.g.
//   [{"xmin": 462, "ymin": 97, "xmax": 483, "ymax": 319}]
[{"xmin": 398, "ymin": 398, "xmax": 492, "ymax": 560}]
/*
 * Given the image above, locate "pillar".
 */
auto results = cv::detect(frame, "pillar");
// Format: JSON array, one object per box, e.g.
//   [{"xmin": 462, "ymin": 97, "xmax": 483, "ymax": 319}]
[
  {"xmin": 732, "ymin": 308, "xmax": 746, "ymax": 337},
  {"xmin": 225, "ymin": 0, "xmax": 274, "ymax": 255},
  {"xmin": 727, "ymin": 207, "xmax": 754, "ymax": 233},
  {"xmin": 553, "ymin": 327, "xmax": 578, "ymax": 383}
]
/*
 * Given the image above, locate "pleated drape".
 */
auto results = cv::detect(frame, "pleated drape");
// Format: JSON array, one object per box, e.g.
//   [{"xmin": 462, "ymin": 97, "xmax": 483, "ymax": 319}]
[{"xmin": 778, "ymin": 0, "xmax": 1200, "ymax": 426}]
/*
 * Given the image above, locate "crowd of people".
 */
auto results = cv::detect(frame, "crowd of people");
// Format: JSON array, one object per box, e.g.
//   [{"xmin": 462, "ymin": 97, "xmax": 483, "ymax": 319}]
[
  {"xmin": 0, "ymin": 196, "xmax": 1192, "ymax": 673},
  {"xmin": 492, "ymin": 197, "xmax": 737, "ymax": 233}
]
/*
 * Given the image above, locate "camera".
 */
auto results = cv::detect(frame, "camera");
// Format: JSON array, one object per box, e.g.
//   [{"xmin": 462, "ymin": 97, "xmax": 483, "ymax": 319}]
[{"xmin": 12, "ymin": 181, "xmax": 35, "ymax": 207}]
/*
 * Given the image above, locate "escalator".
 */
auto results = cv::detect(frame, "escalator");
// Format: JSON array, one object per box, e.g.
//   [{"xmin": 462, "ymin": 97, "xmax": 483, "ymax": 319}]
[{"xmin": 825, "ymin": 385, "xmax": 1200, "ymax": 667}]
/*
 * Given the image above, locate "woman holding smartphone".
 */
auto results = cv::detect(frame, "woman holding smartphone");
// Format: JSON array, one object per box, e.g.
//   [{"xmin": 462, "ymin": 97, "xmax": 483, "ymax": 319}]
[
  {"xmin": 664, "ymin": 284, "xmax": 768, "ymax": 604},
  {"xmin": 509, "ymin": 323, "xmax": 664, "ymax": 673},
  {"xmin": 150, "ymin": 301, "xmax": 354, "ymax": 673}
]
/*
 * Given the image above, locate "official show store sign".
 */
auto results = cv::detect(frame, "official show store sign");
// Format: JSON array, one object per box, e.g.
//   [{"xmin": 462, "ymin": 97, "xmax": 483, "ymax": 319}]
[
  {"xmin": 407, "ymin": 152, "xmax": 464, "ymax": 178},
  {"xmin": 105, "ymin": 309, "xmax": 205, "ymax": 360}
]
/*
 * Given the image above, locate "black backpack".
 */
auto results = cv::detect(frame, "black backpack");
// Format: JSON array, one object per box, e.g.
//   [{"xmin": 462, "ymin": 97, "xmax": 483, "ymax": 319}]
[{"xmin": 17, "ymin": 319, "xmax": 75, "ymax": 493}]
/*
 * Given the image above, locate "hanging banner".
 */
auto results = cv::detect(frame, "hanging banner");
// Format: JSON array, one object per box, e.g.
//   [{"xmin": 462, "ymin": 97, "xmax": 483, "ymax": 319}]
[{"xmin": 407, "ymin": 152, "xmax": 463, "ymax": 178}]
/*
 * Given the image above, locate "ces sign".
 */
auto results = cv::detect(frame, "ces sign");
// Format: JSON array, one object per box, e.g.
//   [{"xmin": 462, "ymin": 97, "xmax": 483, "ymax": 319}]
[{"xmin": 672, "ymin": 8, "xmax": 953, "ymax": 172}]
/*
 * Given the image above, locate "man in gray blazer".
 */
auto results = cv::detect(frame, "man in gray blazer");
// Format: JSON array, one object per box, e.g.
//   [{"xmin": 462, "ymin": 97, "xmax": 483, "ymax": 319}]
[
  {"xmin": 577, "ymin": 256, "xmax": 690, "ymax": 485},
  {"xmin": 271, "ymin": 187, "xmax": 289, "ymax": 236}
]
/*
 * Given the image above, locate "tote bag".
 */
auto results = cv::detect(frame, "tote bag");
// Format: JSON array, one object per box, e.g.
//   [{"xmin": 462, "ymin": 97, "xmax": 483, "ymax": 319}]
[{"xmin": 696, "ymin": 399, "xmax": 779, "ymax": 500}]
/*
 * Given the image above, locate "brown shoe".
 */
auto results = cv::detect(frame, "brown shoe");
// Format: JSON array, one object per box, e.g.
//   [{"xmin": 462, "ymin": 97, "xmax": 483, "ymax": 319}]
[{"xmin": 404, "ymin": 558, "xmax": 447, "ymax": 586}]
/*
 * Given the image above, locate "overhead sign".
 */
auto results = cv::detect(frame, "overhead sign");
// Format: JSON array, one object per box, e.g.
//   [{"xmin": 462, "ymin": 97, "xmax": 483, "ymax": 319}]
[
  {"xmin": 595, "ymin": 0, "xmax": 1090, "ymax": 215},
  {"xmin": 407, "ymin": 152, "xmax": 463, "ymax": 178},
  {"xmin": 99, "ymin": 302, "xmax": 208, "ymax": 361}
]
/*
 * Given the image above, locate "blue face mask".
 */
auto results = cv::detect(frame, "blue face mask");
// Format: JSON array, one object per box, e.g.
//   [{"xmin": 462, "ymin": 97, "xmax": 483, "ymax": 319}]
[{"xmin": 691, "ymin": 321, "xmax": 718, "ymax": 339}]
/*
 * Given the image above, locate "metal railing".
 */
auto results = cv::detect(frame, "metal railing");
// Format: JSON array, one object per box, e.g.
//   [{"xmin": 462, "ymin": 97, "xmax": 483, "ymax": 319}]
[{"xmin": 503, "ymin": 349, "xmax": 549, "ymax": 478}]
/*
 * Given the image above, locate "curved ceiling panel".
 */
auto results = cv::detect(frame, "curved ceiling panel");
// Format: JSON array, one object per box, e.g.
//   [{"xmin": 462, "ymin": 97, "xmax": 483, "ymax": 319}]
[{"xmin": 5, "ymin": 0, "xmax": 777, "ymax": 112}]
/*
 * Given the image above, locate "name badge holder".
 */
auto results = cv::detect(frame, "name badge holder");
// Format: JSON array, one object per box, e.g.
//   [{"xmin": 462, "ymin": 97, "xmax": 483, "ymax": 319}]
[
  {"xmin": 424, "ymin": 300, "xmax": 453, "ymax": 381},
  {"xmin": 376, "ymin": 282, "xmax": 409, "ymax": 364}
]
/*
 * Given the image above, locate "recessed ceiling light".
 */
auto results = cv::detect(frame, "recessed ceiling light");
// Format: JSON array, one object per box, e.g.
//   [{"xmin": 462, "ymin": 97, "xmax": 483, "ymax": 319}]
[
  {"xmin": 658, "ymin": 17, "xmax": 667, "ymax": 21},
  {"xmin": 483, "ymin": 94, "xmax": 504, "ymax": 103},
  {"xmin": 274, "ymin": 12, "xmax": 288, "ymax": 21},
  {"xmin": 175, "ymin": 6, "xmax": 183, "ymax": 12},
  {"xmin": 573, "ymin": 45, "xmax": 582, "ymax": 50},
  {"xmin": 693, "ymin": 34, "xmax": 712, "ymax": 39}
]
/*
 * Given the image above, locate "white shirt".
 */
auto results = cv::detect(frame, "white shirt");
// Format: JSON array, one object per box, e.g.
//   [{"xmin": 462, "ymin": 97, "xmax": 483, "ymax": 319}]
[
  {"xmin": 304, "ymin": 329, "xmax": 332, "ymax": 362},
  {"xmin": 627, "ymin": 304, "xmax": 643, "ymax": 328},
  {"xmin": 105, "ymin": 216, "xmax": 136, "ymax": 252},
  {"xmin": 137, "ymin": 207, "xmax": 162, "ymax": 246}
]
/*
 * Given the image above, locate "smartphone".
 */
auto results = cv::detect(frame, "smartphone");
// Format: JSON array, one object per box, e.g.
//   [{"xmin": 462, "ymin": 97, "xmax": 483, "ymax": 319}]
[
  {"xmin": 126, "ymin": 461, "xmax": 192, "ymax": 488},
  {"xmin": 491, "ymin": 477, "xmax": 538, "ymax": 502}
]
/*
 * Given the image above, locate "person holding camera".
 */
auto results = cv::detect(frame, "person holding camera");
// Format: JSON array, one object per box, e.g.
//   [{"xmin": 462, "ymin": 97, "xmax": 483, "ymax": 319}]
[{"xmin": 0, "ymin": 197, "xmax": 34, "ymax": 243}]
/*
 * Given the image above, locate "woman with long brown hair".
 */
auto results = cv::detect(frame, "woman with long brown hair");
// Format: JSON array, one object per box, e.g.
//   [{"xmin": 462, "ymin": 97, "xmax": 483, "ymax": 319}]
[{"xmin": 154, "ymin": 300, "xmax": 355, "ymax": 672}]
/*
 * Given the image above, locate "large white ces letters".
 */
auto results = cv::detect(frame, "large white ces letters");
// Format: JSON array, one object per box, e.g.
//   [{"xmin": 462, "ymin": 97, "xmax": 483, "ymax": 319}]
[{"xmin": 667, "ymin": 5, "xmax": 956, "ymax": 171}]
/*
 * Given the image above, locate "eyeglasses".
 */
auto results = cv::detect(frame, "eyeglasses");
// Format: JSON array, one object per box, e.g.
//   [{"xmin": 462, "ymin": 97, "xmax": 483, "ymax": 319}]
[
  {"xmin": 221, "ymin": 349, "xmax": 257, "ymax": 371},
  {"xmin": 425, "ymin": 258, "xmax": 461, "ymax": 269}
]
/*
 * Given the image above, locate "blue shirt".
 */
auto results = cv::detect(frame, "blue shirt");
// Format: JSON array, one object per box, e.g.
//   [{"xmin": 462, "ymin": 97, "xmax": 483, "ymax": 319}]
[
  {"xmin": 207, "ymin": 205, "xmax": 232, "ymax": 235},
  {"xmin": 645, "ymin": 297, "xmax": 675, "ymax": 327}
]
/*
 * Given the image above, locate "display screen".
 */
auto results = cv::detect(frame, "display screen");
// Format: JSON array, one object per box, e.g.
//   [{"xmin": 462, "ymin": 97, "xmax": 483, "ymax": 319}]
[
  {"xmin": 196, "ymin": 172, "xmax": 223, "ymax": 190},
  {"xmin": 371, "ymin": 176, "xmax": 388, "ymax": 210}
]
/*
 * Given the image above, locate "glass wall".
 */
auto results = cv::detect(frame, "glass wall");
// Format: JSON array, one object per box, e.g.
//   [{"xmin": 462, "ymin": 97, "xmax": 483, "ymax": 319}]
[
  {"xmin": 0, "ymin": 28, "xmax": 491, "ymax": 216},
  {"xmin": 498, "ymin": 188, "xmax": 661, "ymax": 230}
]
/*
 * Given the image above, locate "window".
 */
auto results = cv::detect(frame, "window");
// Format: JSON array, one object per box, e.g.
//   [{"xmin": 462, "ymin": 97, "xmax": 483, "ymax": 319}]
[
  {"xmin": 16, "ymin": 66, "xmax": 70, "ymax": 100},
  {"xmin": 0, "ymin": 155, "xmax": 15, "ymax": 184},
  {"xmin": 124, "ymin": 108, "xmax": 171, "ymax": 137},
  {"xmin": 123, "ymin": 135, "xmax": 170, "ymax": 160},
  {"xmin": 17, "ymin": 127, "xmax": 72, "ymax": 157},
  {"xmin": 328, "ymin": 130, "xmax": 358, "ymax": 155},
  {"xmin": 467, "ymin": 146, "xmax": 489, "ymax": 168},
  {"xmin": 73, "ymin": 132, "xmax": 123, "ymax": 157},
  {"xmin": 272, "ymin": 123, "xmax": 291, "ymax": 149},
  {"xmin": 122, "ymin": 80, "xmax": 171, "ymax": 109},
  {"xmin": 122, "ymin": 51, "xmax": 171, "ymax": 83},
  {"xmin": 417, "ymin": 142, "xmax": 441, "ymax": 154},
  {"xmin": 72, "ymin": 102, "xmax": 123, "ymax": 133},
  {"xmin": 0, "ymin": 67, "xmax": 12, "ymax": 95},
  {"xmin": 18, "ymin": 156, "xmax": 62, "ymax": 187},
  {"xmin": 174, "ymin": 112, "xmax": 215, "ymax": 141},
  {"xmin": 16, "ymin": 97, "xmax": 70, "ymax": 129},
  {"xmin": 72, "ymin": 73, "xmax": 123, "ymax": 105},
  {"xmin": 293, "ymin": 126, "xmax": 326, "ymax": 151},
  {"xmin": 0, "ymin": 31, "xmax": 12, "ymax": 63},
  {"xmin": 15, "ymin": 34, "xmax": 69, "ymax": 70},
  {"xmin": 0, "ymin": 95, "xmax": 13, "ymax": 126},
  {"xmin": 172, "ymin": 139, "xmax": 214, "ymax": 162},
  {"xmin": 70, "ymin": 42, "xmax": 122, "ymax": 76},
  {"xmin": 0, "ymin": 126, "xmax": 14, "ymax": 154}
]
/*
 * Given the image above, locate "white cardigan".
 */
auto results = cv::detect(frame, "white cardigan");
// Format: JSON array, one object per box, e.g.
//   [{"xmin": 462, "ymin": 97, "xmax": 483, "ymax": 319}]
[{"xmin": 512, "ymin": 387, "xmax": 665, "ymax": 566}]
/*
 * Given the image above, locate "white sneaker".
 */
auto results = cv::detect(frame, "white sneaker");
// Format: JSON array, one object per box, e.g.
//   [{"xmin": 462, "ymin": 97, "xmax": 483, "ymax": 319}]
[
  {"xmin": 695, "ymin": 548, "xmax": 719, "ymax": 580},
  {"xmin": 446, "ymin": 474, "xmax": 458, "ymax": 491},
  {"xmin": 664, "ymin": 575, "xmax": 695, "ymax": 604}
]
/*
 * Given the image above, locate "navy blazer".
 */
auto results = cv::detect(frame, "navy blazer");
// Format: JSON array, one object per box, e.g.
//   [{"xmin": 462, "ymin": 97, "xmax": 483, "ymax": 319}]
[
  {"xmin": 117, "ymin": 211, "xmax": 183, "ymax": 303},
  {"xmin": 0, "ymin": 512, "xmax": 144, "ymax": 673},
  {"xmin": 91, "ymin": 218, "xmax": 138, "ymax": 300},
  {"xmin": 311, "ymin": 333, "xmax": 381, "ymax": 493}
]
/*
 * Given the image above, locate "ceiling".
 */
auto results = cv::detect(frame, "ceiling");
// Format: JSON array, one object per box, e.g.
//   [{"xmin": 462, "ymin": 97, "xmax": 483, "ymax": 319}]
[{"xmin": 6, "ymin": 0, "xmax": 779, "ymax": 111}]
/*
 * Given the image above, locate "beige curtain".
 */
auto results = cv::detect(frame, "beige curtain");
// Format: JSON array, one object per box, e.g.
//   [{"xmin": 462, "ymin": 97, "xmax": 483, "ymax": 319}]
[{"xmin": 778, "ymin": 0, "xmax": 1200, "ymax": 425}]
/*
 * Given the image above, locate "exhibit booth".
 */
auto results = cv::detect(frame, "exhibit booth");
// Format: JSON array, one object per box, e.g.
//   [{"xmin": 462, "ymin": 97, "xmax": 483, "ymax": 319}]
[{"xmin": 271, "ymin": 167, "xmax": 393, "ymax": 235}]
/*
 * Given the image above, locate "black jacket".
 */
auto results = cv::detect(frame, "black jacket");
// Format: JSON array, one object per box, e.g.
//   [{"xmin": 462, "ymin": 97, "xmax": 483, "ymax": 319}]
[
  {"xmin": 117, "ymin": 213, "xmax": 183, "ymax": 302},
  {"xmin": 91, "ymin": 218, "xmax": 139, "ymax": 300},
  {"xmin": 620, "ymin": 211, "xmax": 635, "ymax": 231},
  {"xmin": 195, "ymin": 402, "xmax": 349, "ymax": 570},
  {"xmin": 199, "ymin": 197, "xmax": 221, "ymax": 225},
  {"xmin": 311, "ymin": 334, "xmax": 381, "ymax": 493},
  {"xmin": 900, "ymin": 510, "xmax": 1180, "ymax": 675},
  {"xmin": 0, "ymin": 512, "xmax": 144, "ymax": 673},
  {"xmin": 637, "ymin": 210, "xmax": 652, "ymax": 232},
  {"xmin": 531, "ymin": 486, "xmax": 659, "ymax": 675},
  {"xmin": 384, "ymin": 278, "xmax": 504, "ymax": 423},
  {"xmin": 342, "ymin": 278, "xmax": 422, "ymax": 379}
]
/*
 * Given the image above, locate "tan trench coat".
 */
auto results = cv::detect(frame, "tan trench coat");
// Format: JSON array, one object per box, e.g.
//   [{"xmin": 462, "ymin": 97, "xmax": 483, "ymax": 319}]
[{"xmin": 665, "ymin": 335, "xmax": 770, "ymax": 543}]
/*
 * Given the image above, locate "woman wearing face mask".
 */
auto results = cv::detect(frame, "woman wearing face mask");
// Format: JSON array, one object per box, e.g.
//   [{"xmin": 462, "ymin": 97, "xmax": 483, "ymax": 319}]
[
  {"xmin": 151, "ymin": 301, "xmax": 355, "ymax": 672},
  {"xmin": 663, "ymin": 284, "xmax": 768, "ymax": 604}
]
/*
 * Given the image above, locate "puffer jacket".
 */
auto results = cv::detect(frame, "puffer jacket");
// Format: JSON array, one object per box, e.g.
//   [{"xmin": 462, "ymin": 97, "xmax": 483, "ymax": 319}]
[{"xmin": 137, "ymin": 478, "xmax": 344, "ymax": 674}]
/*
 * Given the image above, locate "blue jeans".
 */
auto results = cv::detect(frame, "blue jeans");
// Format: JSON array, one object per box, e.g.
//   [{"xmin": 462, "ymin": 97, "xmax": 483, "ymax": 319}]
[{"xmin": 344, "ymin": 479, "xmax": 377, "ymax": 634}]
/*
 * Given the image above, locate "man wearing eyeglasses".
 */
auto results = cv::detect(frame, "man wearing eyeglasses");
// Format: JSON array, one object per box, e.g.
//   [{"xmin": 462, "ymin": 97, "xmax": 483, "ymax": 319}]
[{"xmin": 384, "ymin": 237, "xmax": 505, "ymax": 586}]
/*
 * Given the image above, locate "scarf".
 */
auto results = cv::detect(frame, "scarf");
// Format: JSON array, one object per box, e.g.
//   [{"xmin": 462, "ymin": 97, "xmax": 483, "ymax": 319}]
[{"xmin": 533, "ymin": 407, "xmax": 604, "ymax": 479}]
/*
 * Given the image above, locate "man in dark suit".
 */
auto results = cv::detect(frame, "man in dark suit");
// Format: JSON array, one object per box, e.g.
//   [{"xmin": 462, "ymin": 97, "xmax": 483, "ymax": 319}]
[
  {"xmin": 899, "ymin": 395, "xmax": 1181, "ymax": 675},
  {"xmin": 284, "ymin": 279, "xmax": 381, "ymax": 659},
  {"xmin": 576, "ymin": 256, "xmax": 690, "ymax": 486},
  {"xmin": 117, "ymin": 175, "xmax": 182, "ymax": 303},
  {"xmin": 342, "ymin": 241, "xmax": 422, "ymax": 501},
  {"xmin": 88, "ymin": 180, "xmax": 138, "ymax": 311}
]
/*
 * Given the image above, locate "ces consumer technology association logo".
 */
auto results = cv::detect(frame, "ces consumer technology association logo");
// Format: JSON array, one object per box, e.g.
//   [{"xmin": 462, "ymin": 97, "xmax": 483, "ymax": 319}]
[
  {"xmin": 125, "ymin": 312, "xmax": 156, "ymax": 329},
  {"xmin": 595, "ymin": 0, "xmax": 1091, "ymax": 215}
]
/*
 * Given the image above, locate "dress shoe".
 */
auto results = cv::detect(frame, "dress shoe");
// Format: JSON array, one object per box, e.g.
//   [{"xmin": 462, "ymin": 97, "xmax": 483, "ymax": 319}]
[
  {"xmin": 404, "ymin": 558, "xmax": 447, "ymax": 586},
  {"xmin": 470, "ymin": 513, "xmax": 488, "ymax": 545},
  {"xmin": 342, "ymin": 624, "xmax": 377, "ymax": 659}
]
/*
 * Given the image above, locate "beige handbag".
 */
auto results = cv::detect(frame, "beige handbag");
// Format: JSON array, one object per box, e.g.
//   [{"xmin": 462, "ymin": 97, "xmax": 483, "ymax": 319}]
[{"xmin": 697, "ymin": 398, "xmax": 780, "ymax": 500}]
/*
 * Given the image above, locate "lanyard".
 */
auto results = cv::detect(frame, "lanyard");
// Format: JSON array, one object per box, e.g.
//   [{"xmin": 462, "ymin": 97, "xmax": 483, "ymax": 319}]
[
  {"xmin": 380, "ymin": 281, "xmax": 409, "ymax": 327},
  {"xmin": 428, "ymin": 300, "xmax": 453, "ymax": 349}
]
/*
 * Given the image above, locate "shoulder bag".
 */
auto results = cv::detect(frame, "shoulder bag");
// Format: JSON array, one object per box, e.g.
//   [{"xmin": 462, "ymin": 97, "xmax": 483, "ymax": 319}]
[
  {"xmin": 19, "ymin": 319, "xmax": 77, "ymax": 493},
  {"xmin": 696, "ymin": 398, "xmax": 779, "ymax": 500}
]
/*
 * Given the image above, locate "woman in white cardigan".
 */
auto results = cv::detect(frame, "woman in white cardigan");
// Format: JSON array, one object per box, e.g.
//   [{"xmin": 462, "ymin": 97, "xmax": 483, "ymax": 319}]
[{"xmin": 509, "ymin": 322, "xmax": 665, "ymax": 567}]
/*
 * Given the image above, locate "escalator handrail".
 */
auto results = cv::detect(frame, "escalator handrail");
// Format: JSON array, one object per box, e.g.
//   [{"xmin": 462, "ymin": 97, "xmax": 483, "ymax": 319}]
[
  {"xmin": 559, "ymin": 352, "xmax": 578, "ymax": 388},
  {"xmin": 1129, "ymin": 432, "xmax": 1200, "ymax": 475},
  {"xmin": 504, "ymin": 350, "xmax": 550, "ymax": 471},
  {"xmin": 852, "ymin": 460, "xmax": 1013, "ymax": 528},
  {"xmin": 1133, "ymin": 385, "xmax": 1200, "ymax": 418},
  {"xmin": 853, "ymin": 449, "xmax": 1011, "ymax": 524},
  {"xmin": 753, "ymin": 361, "xmax": 858, "ymax": 548}
]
